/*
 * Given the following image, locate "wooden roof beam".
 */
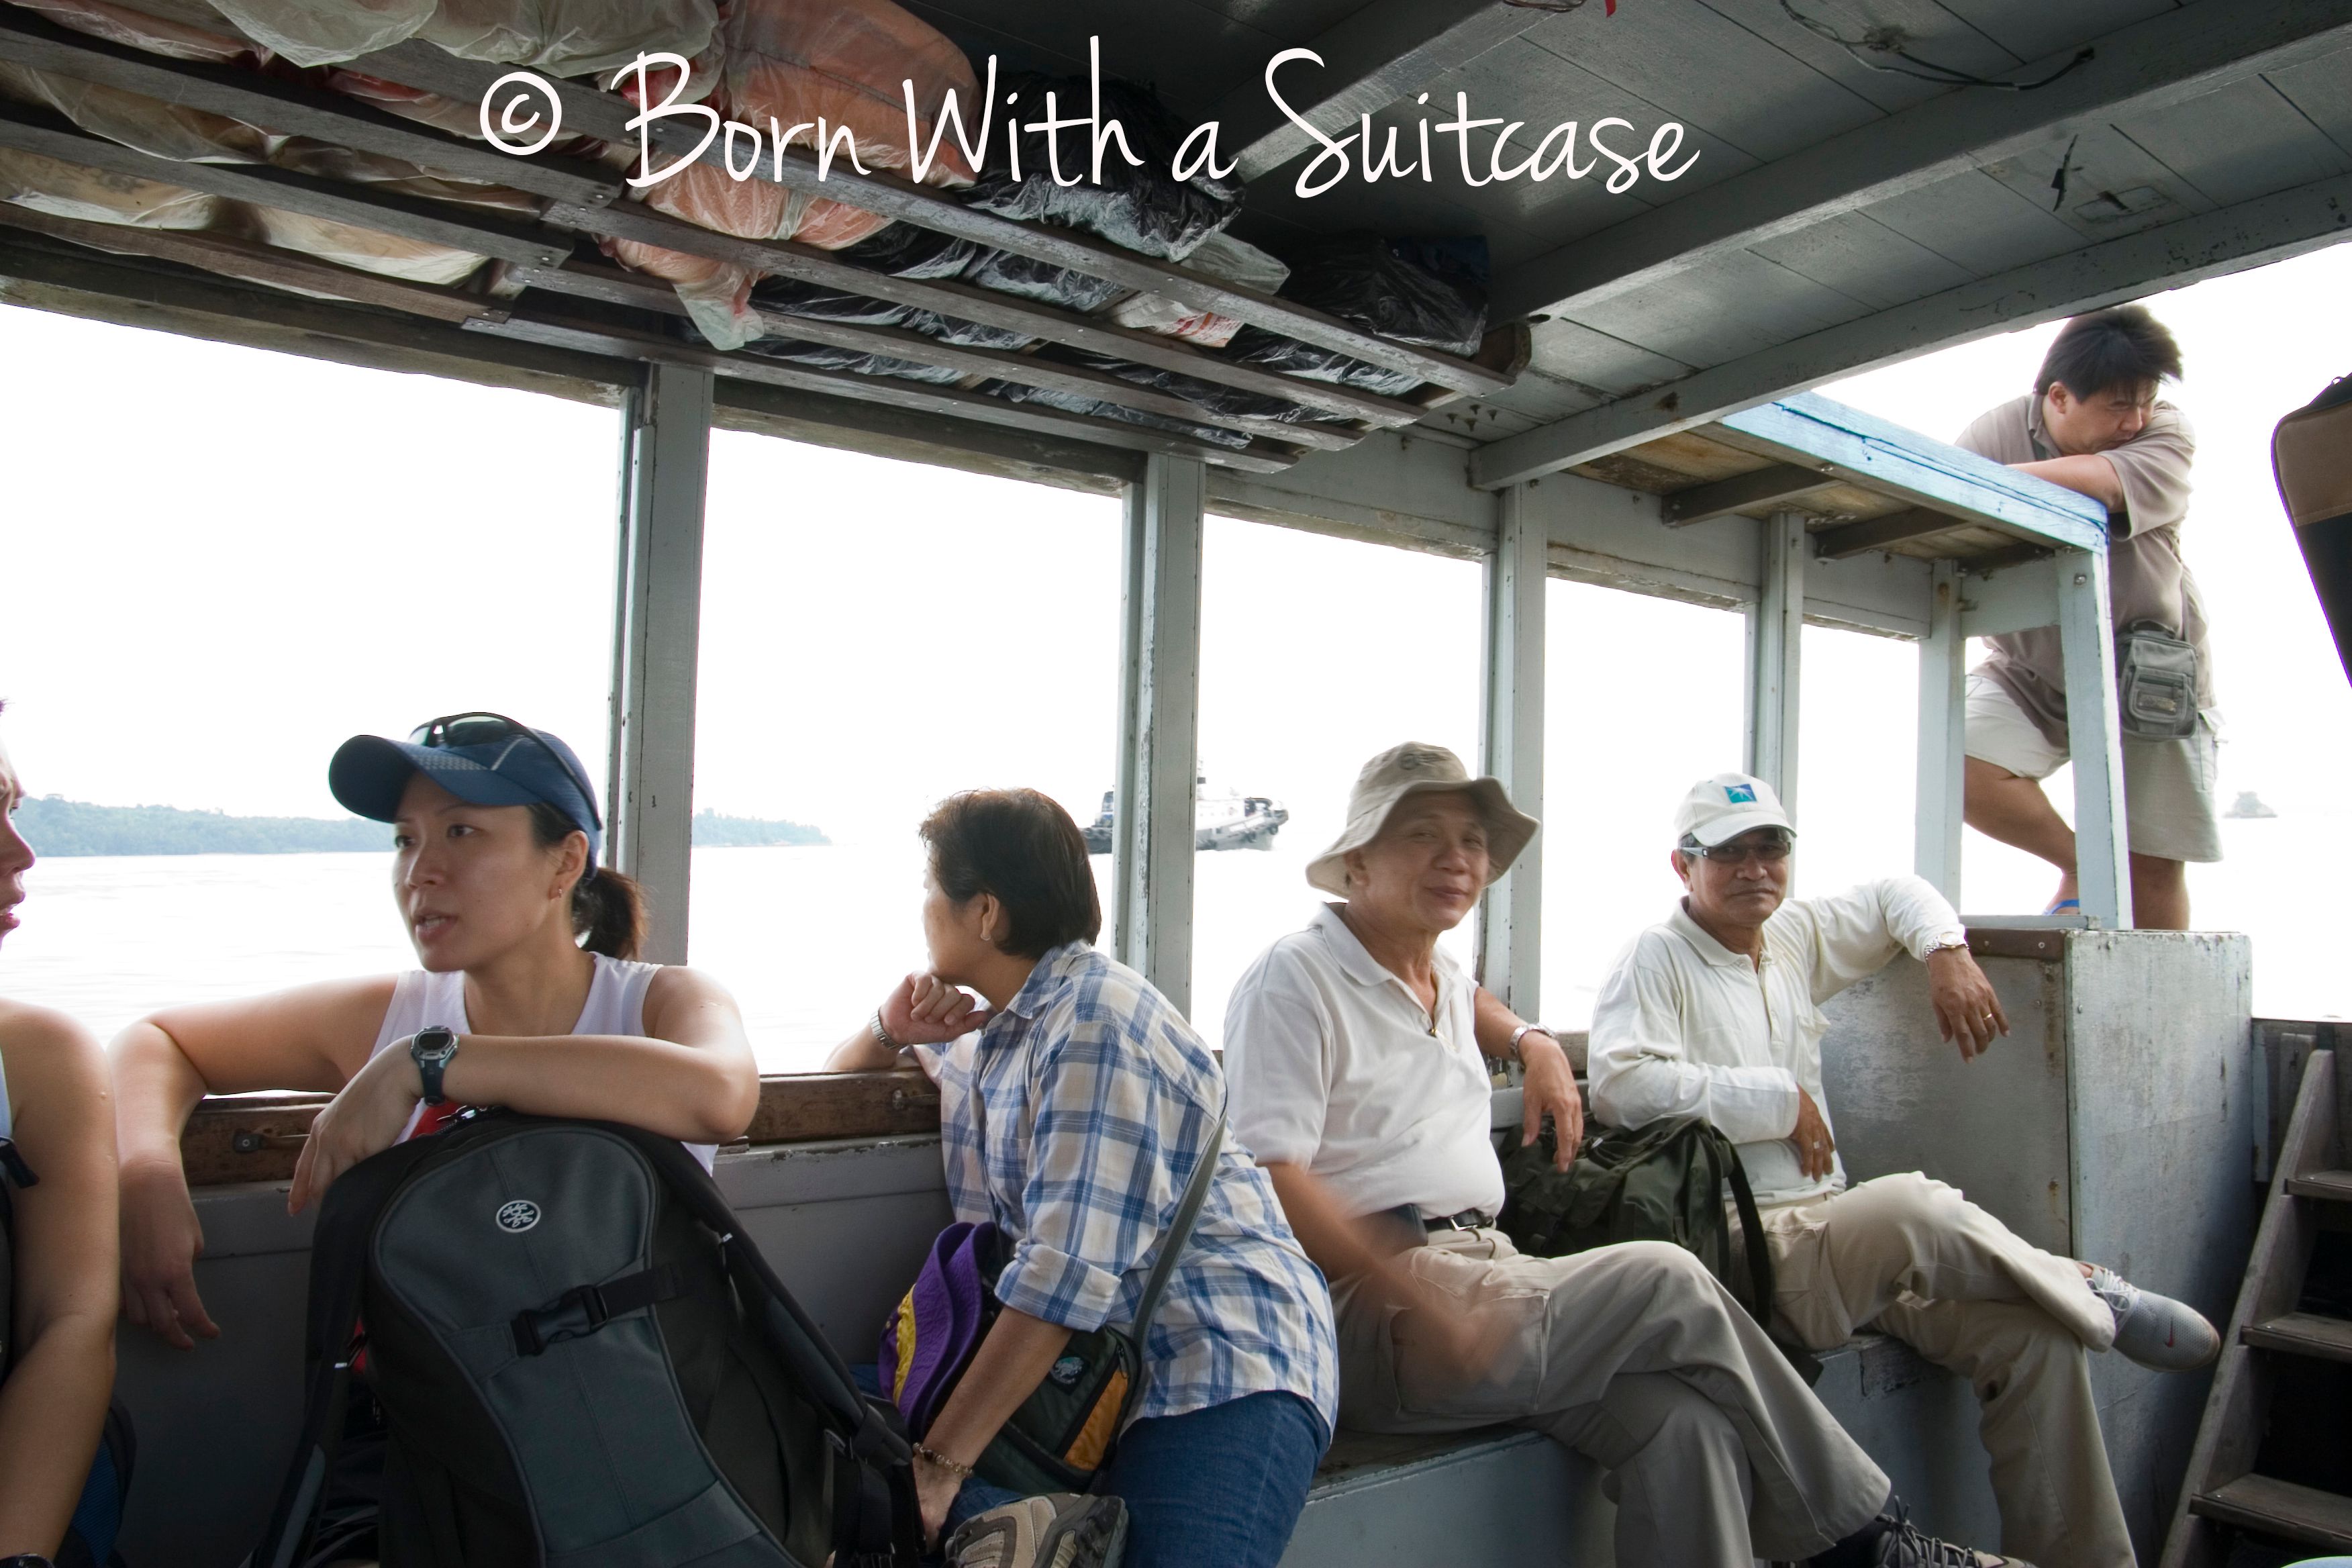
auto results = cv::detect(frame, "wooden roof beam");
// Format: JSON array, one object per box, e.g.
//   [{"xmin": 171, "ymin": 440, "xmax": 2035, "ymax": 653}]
[
  {"xmin": 1812, "ymin": 507, "xmax": 1963, "ymax": 560},
  {"xmin": 1661, "ymin": 462, "xmax": 1836, "ymax": 527},
  {"xmin": 1490, "ymin": 0, "xmax": 2352, "ymax": 322},
  {"xmin": 1470, "ymin": 169, "xmax": 2352, "ymax": 489}
]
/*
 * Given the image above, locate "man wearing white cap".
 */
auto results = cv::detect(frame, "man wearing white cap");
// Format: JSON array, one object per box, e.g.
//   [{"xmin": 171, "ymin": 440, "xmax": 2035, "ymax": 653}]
[
  {"xmin": 1224, "ymin": 743, "xmax": 2021, "ymax": 1568},
  {"xmin": 1587, "ymin": 771, "xmax": 2221, "ymax": 1568}
]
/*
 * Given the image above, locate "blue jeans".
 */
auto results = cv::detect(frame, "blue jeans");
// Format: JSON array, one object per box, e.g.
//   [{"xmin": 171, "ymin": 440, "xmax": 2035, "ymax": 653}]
[{"xmin": 950, "ymin": 1391, "xmax": 1328, "ymax": 1568}]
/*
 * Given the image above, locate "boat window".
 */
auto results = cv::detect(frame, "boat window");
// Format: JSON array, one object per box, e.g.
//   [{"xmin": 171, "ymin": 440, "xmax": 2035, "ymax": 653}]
[
  {"xmin": 0, "ymin": 306, "xmax": 617, "ymax": 1042},
  {"xmin": 1191, "ymin": 517, "xmax": 1483, "ymax": 1049},
  {"xmin": 689, "ymin": 436, "xmax": 1120, "ymax": 1070},
  {"xmin": 1795, "ymin": 622, "xmax": 1920, "ymax": 896},
  {"xmin": 1539, "ymin": 580, "xmax": 1746, "ymax": 1030}
]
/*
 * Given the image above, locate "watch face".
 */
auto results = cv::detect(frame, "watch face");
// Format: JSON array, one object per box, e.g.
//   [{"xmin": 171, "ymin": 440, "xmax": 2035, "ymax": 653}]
[{"xmin": 415, "ymin": 1026, "xmax": 457, "ymax": 1059}]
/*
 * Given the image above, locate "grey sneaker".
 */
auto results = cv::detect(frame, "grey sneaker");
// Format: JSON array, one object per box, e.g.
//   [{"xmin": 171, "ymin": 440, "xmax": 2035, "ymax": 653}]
[
  {"xmin": 1864, "ymin": 1503, "xmax": 2036, "ymax": 1567},
  {"xmin": 2086, "ymin": 1265, "xmax": 2221, "ymax": 1371},
  {"xmin": 944, "ymin": 1492, "xmax": 1128, "ymax": 1568}
]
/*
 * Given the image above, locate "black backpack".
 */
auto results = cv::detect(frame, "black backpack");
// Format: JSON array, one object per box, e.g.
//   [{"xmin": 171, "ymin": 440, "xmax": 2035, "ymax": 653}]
[{"xmin": 252, "ymin": 1111, "xmax": 922, "ymax": 1568}]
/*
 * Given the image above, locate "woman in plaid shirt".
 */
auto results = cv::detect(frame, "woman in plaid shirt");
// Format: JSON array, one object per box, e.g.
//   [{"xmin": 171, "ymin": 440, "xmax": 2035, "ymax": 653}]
[{"xmin": 829, "ymin": 789, "xmax": 1337, "ymax": 1566}]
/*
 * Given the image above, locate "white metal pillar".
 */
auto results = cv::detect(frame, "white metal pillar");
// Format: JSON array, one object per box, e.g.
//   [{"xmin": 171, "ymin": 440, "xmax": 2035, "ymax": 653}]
[
  {"xmin": 1914, "ymin": 560, "xmax": 1967, "ymax": 902},
  {"xmin": 1745, "ymin": 510, "xmax": 1806, "ymax": 818},
  {"xmin": 607, "ymin": 361, "xmax": 714, "ymax": 964},
  {"xmin": 2056, "ymin": 550, "xmax": 2134, "ymax": 928},
  {"xmin": 1477, "ymin": 483, "xmax": 1545, "ymax": 1017},
  {"xmin": 1112, "ymin": 455, "xmax": 1207, "ymax": 1014}
]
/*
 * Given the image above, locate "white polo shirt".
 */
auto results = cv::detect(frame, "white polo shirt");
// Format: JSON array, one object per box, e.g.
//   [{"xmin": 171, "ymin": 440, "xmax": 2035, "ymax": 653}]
[
  {"xmin": 1586, "ymin": 878, "xmax": 1963, "ymax": 1208},
  {"xmin": 1223, "ymin": 904, "xmax": 1504, "ymax": 1222}
]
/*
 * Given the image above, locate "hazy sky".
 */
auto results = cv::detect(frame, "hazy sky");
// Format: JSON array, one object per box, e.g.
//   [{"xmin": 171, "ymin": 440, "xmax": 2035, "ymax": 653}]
[{"xmin": 3, "ymin": 238, "xmax": 2349, "ymax": 1021}]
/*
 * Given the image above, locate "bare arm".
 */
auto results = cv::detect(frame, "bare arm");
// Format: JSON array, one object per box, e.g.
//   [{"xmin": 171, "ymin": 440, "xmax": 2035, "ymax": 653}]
[
  {"xmin": 909, "ymin": 1306, "xmax": 1073, "ymax": 1542},
  {"xmin": 0, "ymin": 1004, "xmax": 118, "ymax": 1557},
  {"xmin": 825, "ymin": 973, "xmax": 989, "ymax": 1073},
  {"xmin": 1471, "ymin": 987, "xmax": 1582, "ymax": 1172},
  {"xmin": 2011, "ymin": 453, "xmax": 2124, "ymax": 511},
  {"xmin": 113, "ymin": 976, "xmax": 394, "ymax": 1349},
  {"xmin": 285, "ymin": 966, "xmax": 761, "ymax": 1214}
]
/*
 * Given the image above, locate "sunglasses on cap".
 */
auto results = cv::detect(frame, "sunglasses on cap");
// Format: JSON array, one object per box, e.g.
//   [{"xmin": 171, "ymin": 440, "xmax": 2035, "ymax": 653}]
[
  {"xmin": 1680, "ymin": 830, "xmax": 1792, "ymax": 865},
  {"xmin": 409, "ymin": 711, "xmax": 602, "ymax": 830}
]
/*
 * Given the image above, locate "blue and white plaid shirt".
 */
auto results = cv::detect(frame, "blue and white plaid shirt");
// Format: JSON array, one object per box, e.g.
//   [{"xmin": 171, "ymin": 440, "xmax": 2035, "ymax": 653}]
[{"xmin": 919, "ymin": 942, "xmax": 1338, "ymax": 1430}]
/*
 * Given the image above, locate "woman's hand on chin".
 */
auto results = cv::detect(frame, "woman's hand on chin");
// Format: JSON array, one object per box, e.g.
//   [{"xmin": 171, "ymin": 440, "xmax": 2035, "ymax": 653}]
[
  {"xmin": 885, "ymin": 972, "xmax": 991, "ymax": 1047},
  {"xmin": 287, "ymin": 1043, "xmax": 420, "ymax": 1216}
]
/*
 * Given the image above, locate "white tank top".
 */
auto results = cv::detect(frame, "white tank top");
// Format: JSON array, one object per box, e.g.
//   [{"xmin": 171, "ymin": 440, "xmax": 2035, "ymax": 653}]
[{"xmin": 367, "ymin": 953, "xmax": 718, "ymax": 1171}]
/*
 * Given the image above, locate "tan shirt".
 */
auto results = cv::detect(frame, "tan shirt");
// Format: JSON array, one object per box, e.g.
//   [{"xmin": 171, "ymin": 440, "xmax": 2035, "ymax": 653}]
[{"xmin": 1955, "ymin": 394, "xmax": 2210, "ymax": 745}]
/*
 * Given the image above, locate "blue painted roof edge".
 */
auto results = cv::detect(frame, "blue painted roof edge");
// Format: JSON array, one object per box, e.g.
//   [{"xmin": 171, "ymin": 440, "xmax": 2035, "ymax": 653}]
[{"xmin": 1720, "ymin": 391, "xmax": 2110, "ymax": 554}]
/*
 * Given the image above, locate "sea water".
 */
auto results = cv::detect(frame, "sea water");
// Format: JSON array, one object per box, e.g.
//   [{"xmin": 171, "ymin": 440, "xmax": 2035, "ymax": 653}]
[{"xmin": 0, "ymin": 817, "xmax": 2329, "ymax": 1074}]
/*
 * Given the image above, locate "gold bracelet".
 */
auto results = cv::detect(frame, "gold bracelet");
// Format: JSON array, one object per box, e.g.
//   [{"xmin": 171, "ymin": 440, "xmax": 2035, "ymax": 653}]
[{"xmin": 912, "ymin": 1442, "xmax": 975, "ymax": 1479}]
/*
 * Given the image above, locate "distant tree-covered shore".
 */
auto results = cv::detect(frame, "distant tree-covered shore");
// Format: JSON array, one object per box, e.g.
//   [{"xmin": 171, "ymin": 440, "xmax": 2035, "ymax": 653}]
[{"xmin": 16, "ymin": 797, "xmax": 828, "ymax": 856}]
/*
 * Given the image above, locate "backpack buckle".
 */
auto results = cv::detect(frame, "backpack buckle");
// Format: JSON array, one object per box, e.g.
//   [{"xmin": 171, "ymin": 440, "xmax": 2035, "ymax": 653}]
[{"xmin": 511, "ymin": 1283, "xmax": 609, "ymax": 1357}]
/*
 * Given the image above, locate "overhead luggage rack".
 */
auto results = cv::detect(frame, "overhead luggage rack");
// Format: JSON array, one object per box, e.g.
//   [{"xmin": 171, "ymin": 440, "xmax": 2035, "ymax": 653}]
[{"xmin": 0, "ymin": 5, "xmax": 1530, "ymax": 475}]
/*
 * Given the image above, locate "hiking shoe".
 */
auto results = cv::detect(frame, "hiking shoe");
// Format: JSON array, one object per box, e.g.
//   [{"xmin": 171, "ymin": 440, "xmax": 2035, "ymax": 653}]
[
  {"xmin": 2086, "ymin": 1265, "xmax": 2220, "ymax": 1371},
  {"xmin": 1812, "ymin": 1502, "xmax": 2036, "ymax": 1567},
  {"xmin": 944, "ymin": 1492, "xmax": 1128, "ymax": 1568}
]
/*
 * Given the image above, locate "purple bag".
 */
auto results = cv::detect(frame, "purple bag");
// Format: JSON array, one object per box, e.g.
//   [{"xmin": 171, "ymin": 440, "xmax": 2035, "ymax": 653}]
[{"xmin": 879, "ymin": 1220, "xmax": 997, "ymax": 1435}]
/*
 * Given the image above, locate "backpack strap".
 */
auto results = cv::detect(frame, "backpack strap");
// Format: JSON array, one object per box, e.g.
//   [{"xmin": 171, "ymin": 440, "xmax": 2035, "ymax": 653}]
[
  {"xmin": 1115, "ymin": 1101, "xmax": 1228, "ymax": 1427},
  {"xmin": 1718, "ymin": 1136, "xmax": 1775, "ymax": 1325},
  {"xmin": 250, "ymin": 1128, "xmax": 445, "ymax": 1568}
]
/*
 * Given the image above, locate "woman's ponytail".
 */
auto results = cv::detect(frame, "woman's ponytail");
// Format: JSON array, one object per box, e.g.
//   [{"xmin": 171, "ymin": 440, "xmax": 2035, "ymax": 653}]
[
  {"xmin": 572, "ymin": 865, "xmax": 647, "ymax": 960},
  {"xmin": 528, "ymin": 801, "xmax": 648, "ymax": 959}
]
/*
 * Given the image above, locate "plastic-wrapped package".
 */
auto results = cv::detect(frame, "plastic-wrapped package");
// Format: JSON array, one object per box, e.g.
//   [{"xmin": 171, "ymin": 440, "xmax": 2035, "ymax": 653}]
[
  {"xmin": 1224, "ymin": 233, "xmax": 1489, "ymax": 395},
  {"xmin": 0, "ymin": 58, "xmax": 278, "ymax": 164},
  {"xmin": 245, "ymin": 203, "xmax": 489, "ymax": 283},
  {"xmin": 1107, "ymin": 230, "xmax": 1287, "ymax": 348},
  {"xmin": 611, "ymin": 0, "xmax": 978, "ymax": 348},
  {"xmin": 964, "ymin": 72, "xmax": 1242, "ymax": 260},
  {"xmin": 750, "ymin": 222, "xmax": 973, "ymax": 328},
  {"xmin": 2, "ymin": 0, "xmax": 255, "ymax": 63},
  {"xmin": 195, "ymin": 0, "xmax": 715, "ymax": 72},
  {"xmin": 1030, "ymin": 343, "xmax": 1324, "ymax": 426},
  {"xmin": 961, "ymin": 246, "xmax": 1124, "ymax": 315},
  {"xmin": 975, "ymin": 375, "xmax": 1248, "ymax": 449},
  {"xmin": 739, "ymin": 336, "xmax": 965, "ymax": 387},
  {"xmin": 902, "ymin": 310, "xmax": 1031, "ymax": 351}
]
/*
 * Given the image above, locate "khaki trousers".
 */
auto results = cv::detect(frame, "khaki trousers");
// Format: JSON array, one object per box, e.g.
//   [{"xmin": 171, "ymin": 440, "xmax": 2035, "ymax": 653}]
[
  {"xmin": 1332, "ymin": 1231, "xmax": 1891, "ymax": 1568},
  {"xmin": 1761, "ymin": 1173, "xmax": 2133, "ymax": 1568}
]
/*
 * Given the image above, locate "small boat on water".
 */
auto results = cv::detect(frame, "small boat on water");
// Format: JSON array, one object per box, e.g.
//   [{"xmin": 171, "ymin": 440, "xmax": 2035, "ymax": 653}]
[
  {"xmin": 1081, "ymin": 774, "xmax": 1290, "ymax": 854},
  {"xmin": 2224, "ymin": 791, "xmax": 2277, "ymax": 819}
]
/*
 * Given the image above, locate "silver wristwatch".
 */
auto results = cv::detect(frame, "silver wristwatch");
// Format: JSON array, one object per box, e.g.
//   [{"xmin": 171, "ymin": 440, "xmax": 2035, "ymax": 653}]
[{"xmin": 1509, "ymin": 1022, "xmax": 1556, "ymax": 1058}]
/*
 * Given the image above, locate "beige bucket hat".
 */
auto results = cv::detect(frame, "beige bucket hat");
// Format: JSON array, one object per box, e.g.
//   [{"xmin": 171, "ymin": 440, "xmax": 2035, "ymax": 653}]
[{"xmin": 1306, "ymin": 742, "xmax": 1540, "ymax": 897}]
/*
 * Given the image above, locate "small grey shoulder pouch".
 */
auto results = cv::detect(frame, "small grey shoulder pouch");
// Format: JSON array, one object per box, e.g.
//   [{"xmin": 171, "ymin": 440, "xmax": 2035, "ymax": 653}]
[{"xmin": 2116, "ymin": 620, "xmax": 2200, "ymax": 739}]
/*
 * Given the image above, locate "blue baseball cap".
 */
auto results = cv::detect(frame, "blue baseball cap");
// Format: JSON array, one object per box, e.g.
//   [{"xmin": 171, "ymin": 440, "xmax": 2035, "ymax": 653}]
[{"xmin": 329, "ymin": 712, "xmax": 603, "ymax": 871}]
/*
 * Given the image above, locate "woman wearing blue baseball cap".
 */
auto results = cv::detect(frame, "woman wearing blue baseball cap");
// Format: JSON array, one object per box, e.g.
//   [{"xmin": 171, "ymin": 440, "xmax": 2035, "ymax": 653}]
[{"xmin": 111, "ymin": 712, "xmax": 761, "ymax": 1352}]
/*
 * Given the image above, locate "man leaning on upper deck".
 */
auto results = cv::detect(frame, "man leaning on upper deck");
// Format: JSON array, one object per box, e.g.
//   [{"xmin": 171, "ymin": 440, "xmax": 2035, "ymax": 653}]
[
  {"xmin": 1955, "ymin": 304, "xmax": 2217, "ymax": 928},
  {"xmin": 1588, "ymin": 771, "xmax": 2224, "ymax": 1568},
  {"xmin": 1222, "ymin": 742, "xmax": 2026, "ymax": 1568}
]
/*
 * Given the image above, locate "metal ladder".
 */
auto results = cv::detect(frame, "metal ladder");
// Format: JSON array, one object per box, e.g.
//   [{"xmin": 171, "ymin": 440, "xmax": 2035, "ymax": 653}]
[{"xmin": 2163, "ymin": 1048, "xmax": 2352, "ymax": 1565}]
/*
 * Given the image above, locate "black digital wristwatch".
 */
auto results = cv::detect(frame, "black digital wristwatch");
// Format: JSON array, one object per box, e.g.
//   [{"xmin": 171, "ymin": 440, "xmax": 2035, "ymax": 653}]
[{"xmin": 409, "ymin": 1025, "xmax": 460, "ymax": 1106}]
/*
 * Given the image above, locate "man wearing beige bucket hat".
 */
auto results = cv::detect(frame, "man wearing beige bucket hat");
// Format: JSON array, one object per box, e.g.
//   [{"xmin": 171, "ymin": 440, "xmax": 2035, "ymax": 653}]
[{"xmin": 1223, "ymin": 744, "xmax": 2016, "ymax": 1568}]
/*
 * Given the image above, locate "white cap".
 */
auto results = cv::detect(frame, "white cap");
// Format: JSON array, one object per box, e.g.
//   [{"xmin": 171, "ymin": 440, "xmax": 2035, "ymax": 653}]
[{"xmin": 1673, "ymin": 772, "xmax": 1795, "ymax": 848}]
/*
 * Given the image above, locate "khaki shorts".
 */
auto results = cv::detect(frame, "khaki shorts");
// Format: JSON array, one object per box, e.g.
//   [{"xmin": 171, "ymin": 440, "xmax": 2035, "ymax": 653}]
[{"xmin": 1964, "ymin": 671, "xmax": 2223, "ymax": 863}]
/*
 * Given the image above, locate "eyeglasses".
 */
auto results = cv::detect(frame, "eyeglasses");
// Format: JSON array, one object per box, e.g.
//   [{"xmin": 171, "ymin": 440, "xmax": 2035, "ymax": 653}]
[
  {"xmin": 409, "ymin": 711, "xmax": 601, "ymax": 829},
  {"xmin": 1681, "ymin": 834, "xmax": 1792, "ymax": 865}
]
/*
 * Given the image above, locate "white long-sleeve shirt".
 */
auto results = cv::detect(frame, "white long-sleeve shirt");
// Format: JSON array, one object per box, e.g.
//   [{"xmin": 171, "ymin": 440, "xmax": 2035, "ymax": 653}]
[{"xmin": 1586, "ymin": 879, "xmax": 1964, "ymax": 1207}]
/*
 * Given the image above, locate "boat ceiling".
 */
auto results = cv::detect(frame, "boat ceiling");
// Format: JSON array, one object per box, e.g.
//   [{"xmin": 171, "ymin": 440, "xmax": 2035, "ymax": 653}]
[{"xmin": 1, "ymin": 0, "xmax": 2347, "ymax": 498}]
